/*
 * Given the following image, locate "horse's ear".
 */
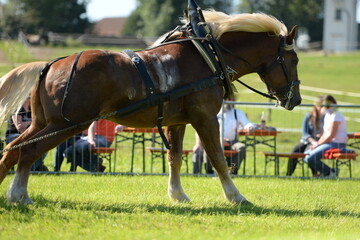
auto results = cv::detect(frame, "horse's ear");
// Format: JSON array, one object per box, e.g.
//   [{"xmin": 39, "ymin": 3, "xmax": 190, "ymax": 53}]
[{"xmin": 286, "ymin": 25, "xmax": 298, "ymax": 45}]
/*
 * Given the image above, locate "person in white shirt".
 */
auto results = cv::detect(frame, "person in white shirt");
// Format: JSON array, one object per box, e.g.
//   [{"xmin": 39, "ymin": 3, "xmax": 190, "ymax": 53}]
[
  {"xmin": 304, "ymin": 95, "xmax": 347, "ymax": 178},
  {"xmin": 192, "ymin": 98, "xmax": 256, "ymax": 175}
]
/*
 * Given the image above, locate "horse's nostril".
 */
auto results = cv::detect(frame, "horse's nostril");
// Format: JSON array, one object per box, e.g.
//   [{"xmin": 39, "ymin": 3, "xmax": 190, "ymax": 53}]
[{"xmin": 296, "ymin": 98, "xmax": 302, "ymax": 106}]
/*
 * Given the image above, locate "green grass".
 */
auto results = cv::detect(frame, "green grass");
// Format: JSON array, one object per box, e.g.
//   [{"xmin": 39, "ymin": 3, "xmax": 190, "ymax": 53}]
[
  {"xmin": 0, "ymin": 41, "xmax": 34, "ymax": 64},
  {"xmin": 0, "ymin": 175, "xmax": 359, "ymax": 239}
]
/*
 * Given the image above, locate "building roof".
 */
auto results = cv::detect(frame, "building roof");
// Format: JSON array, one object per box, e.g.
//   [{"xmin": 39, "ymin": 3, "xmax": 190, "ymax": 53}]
[{"xmin": 92, "ymin": 17, "xmax": 127, "ymax": 36}]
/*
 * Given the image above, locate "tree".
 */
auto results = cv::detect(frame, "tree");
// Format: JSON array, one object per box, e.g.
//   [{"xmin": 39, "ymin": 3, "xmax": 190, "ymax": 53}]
[
  {"xmin": 122, "ymin": 0, "xmax": 233, "ymax": 37},
  {"xmin": 237, "ymin": 0, "xmax": 324, "ymax": 42},
  {"xmin": 0, "ymin": 0, "xmax": 90, "ymax": 35}
]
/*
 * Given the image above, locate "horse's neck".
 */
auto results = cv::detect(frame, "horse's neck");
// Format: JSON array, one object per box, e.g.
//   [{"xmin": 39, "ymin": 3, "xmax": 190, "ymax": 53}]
[{"xmin": 219, "ymin": 32, "xmax": 279, "ymax": 78}]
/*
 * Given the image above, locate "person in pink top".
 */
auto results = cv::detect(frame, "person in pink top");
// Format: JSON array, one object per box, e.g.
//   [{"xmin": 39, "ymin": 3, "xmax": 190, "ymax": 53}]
[
  {"xmin": 304, "ymin": 95, "xmax": 348, "ymax": 178},
  {"xmin": 64, "ymin": 119, "xmax": 125, "ymax": 172}
]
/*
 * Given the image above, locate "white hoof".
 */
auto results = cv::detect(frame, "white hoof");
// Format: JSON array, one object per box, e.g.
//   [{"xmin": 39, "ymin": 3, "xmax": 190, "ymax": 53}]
[
  {"xmin": 7, "ymin": 192, "xmax": 34, "ymax": 205},
  {"xmin": 225, "ymin": 191, "xmax": 252, "ymax": 205},
  {"xmin": 7, "ymin": 181, "xmax": 33, "ymax": 205},
  {"xmin": 168, "ymin": 188, "xmax": 191, "ymax": 203}
]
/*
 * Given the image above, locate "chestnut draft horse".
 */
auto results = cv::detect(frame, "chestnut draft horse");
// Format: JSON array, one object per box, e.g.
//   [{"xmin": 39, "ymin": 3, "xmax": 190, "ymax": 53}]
[{"xmin": 0, "ymin": 10, "xmax": 301, "ymax": 205}]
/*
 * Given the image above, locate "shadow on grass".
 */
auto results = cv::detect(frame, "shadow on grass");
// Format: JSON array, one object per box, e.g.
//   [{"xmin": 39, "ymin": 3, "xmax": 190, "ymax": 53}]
[{"xmin": 1, "ymin": 195, "xmax": 359, "ymax": 219}]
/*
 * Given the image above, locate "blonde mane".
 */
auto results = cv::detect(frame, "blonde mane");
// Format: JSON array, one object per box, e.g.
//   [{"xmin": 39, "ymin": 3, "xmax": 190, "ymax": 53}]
[
  {"xmin": 151, "ymin": 10, "xmax": 288, "ymax": 47},
  {"xmin": 201, "ymin": 10, "xmax": 288, "ymax": 39}
]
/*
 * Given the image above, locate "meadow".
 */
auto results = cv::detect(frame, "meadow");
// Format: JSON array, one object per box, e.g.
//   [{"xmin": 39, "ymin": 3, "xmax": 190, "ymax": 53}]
[
  {"xmin": 0, "ymin": 42, "xmax": 359, "ymax": 239},
  {"xmin": 0, "ymin": 175, "xmax": 359, "ymax": 239}
]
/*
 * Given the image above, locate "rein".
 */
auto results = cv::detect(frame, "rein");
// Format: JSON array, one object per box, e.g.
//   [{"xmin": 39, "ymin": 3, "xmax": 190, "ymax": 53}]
[{"xmin": 235, "ymin": 79, "xmax": 276, "ymax": 100}]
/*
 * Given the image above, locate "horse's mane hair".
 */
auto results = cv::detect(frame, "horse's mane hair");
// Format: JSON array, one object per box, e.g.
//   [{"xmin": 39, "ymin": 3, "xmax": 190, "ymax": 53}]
[
  {"xmin": 151, "ymin": 10, "xmax": 288, "ymax": 47},
  {"xmin": 202, "ymin": 10, "xmax": 288, "ymax": 39}
]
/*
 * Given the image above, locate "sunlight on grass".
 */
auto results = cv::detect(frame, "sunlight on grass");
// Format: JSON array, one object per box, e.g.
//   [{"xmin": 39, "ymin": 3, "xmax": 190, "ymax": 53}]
[{"xmin": 0, "ymin": 175, "xmax": 359, "ymax": 239}]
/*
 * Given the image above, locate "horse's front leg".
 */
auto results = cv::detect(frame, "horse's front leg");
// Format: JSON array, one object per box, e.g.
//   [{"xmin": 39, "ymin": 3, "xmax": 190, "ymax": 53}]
[
  {"xmin": 193, "ymin": 117, "xmax": 251, "ymax": 205},
  {"xmin": 166, "ymin": 124, "xmax": 190, "ymax": 202}
]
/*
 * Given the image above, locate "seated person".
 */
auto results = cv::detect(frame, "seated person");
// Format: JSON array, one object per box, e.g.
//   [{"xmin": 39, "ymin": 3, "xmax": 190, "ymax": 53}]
[
  {"xmin": 53, "ymin": 133, "xmax": 82, "ymax": 172},
  {"xmin": 64, "ymin": 120, "xmax": 125, "ymax": 172},
  {"xmin": 5, "ymin": 96, "xmax": 48, "ymax": 171},
  {"xmin": 304, "ymin": 95, "xmax": 347, "ymax": 178},
  {"xmin": 287, "ymin": 96, "xmax": 324, "ymax": 176},
  {"xmin": 193, "ymin": 96, "xmax": 273, "ymax": 175}
]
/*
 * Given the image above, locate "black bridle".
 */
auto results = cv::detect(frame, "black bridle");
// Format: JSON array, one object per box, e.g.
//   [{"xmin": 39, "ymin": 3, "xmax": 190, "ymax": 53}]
[
  {"xmin": 220, "ymin": 35, "xmax": 300, "ymax": 108},
  {"xmin": 256, "ymin": 36, "xmax": 301, "ymax": 107}
]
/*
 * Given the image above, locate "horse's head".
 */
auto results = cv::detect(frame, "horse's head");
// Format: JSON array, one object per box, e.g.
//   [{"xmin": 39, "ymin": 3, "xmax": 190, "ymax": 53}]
[
  {"xmin": 197, "ymin": 11, "xmax": 302, "ymax": 110},
  {"xmin": 257, "ymin": 26, "xmax": 301, "ymax": 110}
]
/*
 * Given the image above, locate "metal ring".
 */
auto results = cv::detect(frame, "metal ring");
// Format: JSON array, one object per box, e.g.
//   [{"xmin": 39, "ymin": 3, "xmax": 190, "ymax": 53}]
[{"xmin": 132, "ymin": 57, "xmax": 140, "ymax": 64}]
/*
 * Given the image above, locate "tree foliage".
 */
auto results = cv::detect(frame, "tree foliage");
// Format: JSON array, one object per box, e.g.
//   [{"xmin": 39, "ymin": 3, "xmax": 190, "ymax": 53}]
[
  {"xmin": 0, "ymin": 0, "xmax": 90, "ymax": 35},
  {"xmin": 122, "ymin": 0, "xmax": 233, "ymax": 37},
  {"xmin": 237, "ymin": 0, "xmax": 324, "ymax": 42}
]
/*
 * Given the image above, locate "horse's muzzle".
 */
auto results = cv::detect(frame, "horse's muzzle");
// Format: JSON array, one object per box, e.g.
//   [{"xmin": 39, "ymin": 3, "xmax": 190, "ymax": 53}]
[{"xmin": 281, "ymin": 94, "xmax": 301, "ymax": 110}]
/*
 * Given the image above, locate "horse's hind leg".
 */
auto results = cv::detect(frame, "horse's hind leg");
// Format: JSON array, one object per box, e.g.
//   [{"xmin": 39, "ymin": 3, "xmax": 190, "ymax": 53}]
[
  {"xmin": 6, "ymin": 123, "xmax": 81, "ymax": 204},
  {"xmin": 192, "ymin": 117, "xmax": 251, "ymax": 205},
  {"xmin": 166, "ymin": 125, "xmax": 190, "ymax": 202},
  {"xmin": 0, "ymin": 144, "xmax": 21, "ymax": 185},
  {"xmin": 0, "ymin": 124, "xmax": 41, "ymax": 186}
]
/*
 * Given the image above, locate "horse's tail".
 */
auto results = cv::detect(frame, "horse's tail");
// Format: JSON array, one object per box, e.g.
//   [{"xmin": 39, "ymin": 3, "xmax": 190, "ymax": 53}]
[{"xmin": 0, "ymin": 61, "xmax": 47, "ymax": 126}]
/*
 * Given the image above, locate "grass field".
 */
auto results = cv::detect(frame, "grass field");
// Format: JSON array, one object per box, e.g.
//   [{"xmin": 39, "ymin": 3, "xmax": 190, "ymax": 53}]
[{"xmin": 0, "ymin": 175, "xmax": 359, "ymax": 239}]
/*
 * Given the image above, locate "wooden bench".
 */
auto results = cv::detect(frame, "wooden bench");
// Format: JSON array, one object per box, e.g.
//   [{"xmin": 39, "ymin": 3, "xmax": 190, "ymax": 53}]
[
  {"xmin": 260, "ymin": 151, "xmax": 307, "ymax": 176},
  {"xmin": 146, "ymin": 147, "xmax": 192, "ymax": 173},
  {"xmin": 224, "ymin": 150, "xmax": 238, "ymax": 157},
  {"xmin": 90, "ymin": 147, "xmax": 116, "ymax": 172},
  {"xmin": 260, "ymin": 151, "xmax": 357, "ymax": 178},
  {"xmin": 323, "ymin": 152, "xmax": 357, "ymax": 178}
]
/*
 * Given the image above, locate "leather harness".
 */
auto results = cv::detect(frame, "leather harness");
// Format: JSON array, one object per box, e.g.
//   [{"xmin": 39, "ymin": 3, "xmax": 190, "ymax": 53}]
[{"xmin": 40, "ymin": 0, "xmax": 299, "ymax": 150}]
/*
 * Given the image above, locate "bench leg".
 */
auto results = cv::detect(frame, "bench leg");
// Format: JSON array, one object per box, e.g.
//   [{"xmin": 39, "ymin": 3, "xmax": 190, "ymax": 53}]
[
  {"xmin": 300, "ymin": 159, "xmax": 305, "ymax": 177},
  {"xmin": 108, "ymin": 155, "xmax": 112, "ymax": 172},
  {"xmin": 336, "ymin": 159, "xmax": 352, "ymax": 178},
  {"xmin": 349, "ymin": 160, "xmax": 352, "ymax": 178}
]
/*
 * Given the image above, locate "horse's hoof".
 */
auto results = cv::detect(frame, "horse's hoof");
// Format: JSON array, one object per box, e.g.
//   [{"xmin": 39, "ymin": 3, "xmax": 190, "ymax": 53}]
[
  {"xmin": 238, "ymin": 200, "xmax": 253, "ymax": 206},
  {"xmin": 7, "ymin": 193, "xmax": 34, "ymax": 205},
  {"xmin": 19, "ymin": 196, "xmax": 34, "ymax": 205},
  {"xmin": 171, "ymin": 194, "xmax": 191, "ymax": 203},
  {"xmin": 168, "ymin": 191, "xmax": 191, "ymax": 203},
  {"xmin": 175, "ymin": 195, "xmax": 191, "ymax": 203}
]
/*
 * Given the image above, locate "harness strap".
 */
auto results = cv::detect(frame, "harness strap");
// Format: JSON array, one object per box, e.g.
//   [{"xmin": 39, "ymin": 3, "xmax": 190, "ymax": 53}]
[
  {"xmin": 123, "ymin": 49, "xmax": 170, "ymax": 149},
  {"xmin": 61, "ymin": 51, "xmax": 84, "ymax": 122},
  {"xmin": 123, "ymin": 50, "xmax": 155, "ymax": 96},
  {"xmin": 190, "ymin": 38, "xmax": 217, "ymax": 73},
  {"xmin": 39, "ymin": 56, "xmax": 68, "ymax": 82}
]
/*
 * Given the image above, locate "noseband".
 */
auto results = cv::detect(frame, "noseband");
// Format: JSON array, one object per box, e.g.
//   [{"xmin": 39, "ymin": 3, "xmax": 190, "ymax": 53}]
[{"xmin": 257, "ymin": 36, "xmax": 301, "ymax": 108}]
